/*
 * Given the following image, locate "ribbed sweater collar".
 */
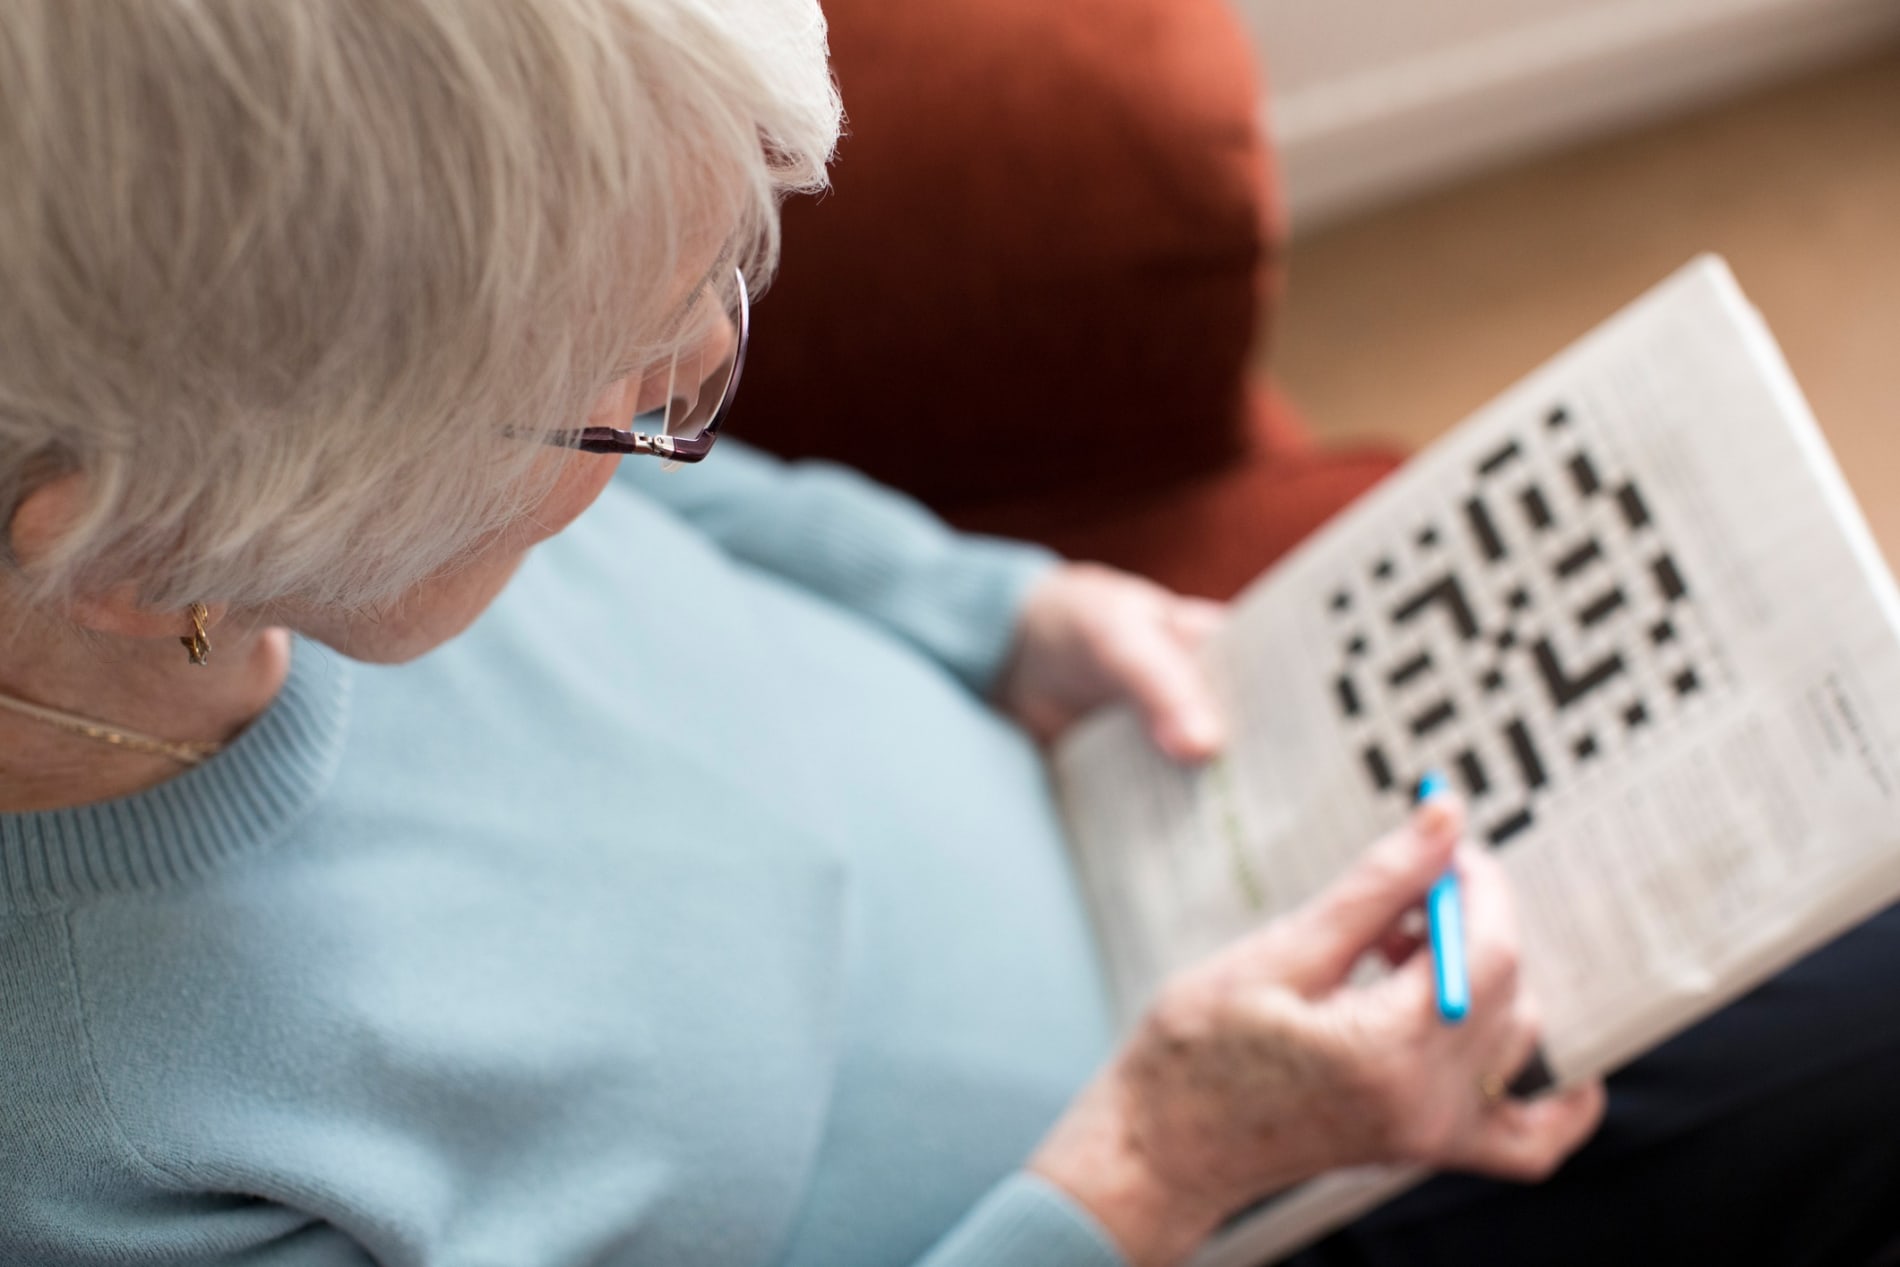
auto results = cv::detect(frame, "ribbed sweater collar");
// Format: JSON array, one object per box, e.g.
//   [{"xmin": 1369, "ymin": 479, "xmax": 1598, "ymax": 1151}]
[{"xmin": 0, "ymin": 640, "xmax": 351, "ymax": 914}]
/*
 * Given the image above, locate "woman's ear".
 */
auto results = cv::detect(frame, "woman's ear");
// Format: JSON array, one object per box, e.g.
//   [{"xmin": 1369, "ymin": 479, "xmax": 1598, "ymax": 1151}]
[{"xmin": 7, "ymin": 471, "xmax": 222, "ymax": 641}]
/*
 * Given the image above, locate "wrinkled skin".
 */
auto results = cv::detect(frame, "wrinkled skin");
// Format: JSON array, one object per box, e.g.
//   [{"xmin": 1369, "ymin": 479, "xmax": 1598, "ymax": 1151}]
[
  {"xmin": 995, "ymin": 562, "xmax": 1228, "ymax": 763},
  {"xmin": 901, "ymin": 560, "xmax": 1604, "ymax": 1267},
  {"xmin": 1033, "ymin": 800, "xmax": 1606, "ymax": 1267}
]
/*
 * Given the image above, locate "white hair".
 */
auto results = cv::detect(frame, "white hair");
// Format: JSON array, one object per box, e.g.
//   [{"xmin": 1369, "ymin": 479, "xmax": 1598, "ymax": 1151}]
[{"xmin": 0, "ymin": 0, "xmax": 840, "ymax": 612}]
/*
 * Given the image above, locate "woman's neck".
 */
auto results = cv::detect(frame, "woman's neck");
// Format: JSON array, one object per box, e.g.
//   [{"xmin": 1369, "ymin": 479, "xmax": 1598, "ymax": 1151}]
[{"xmin": 0, "ymin": 619, "xmax": 291, "ymax": 812}]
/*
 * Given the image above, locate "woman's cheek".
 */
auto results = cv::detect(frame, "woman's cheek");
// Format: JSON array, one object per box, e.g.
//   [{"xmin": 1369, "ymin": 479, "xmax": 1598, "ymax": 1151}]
[
  {"xmin": 542, "ymin": 452, "xmax": 623, "ymax": 539},
  {"xmin": 587, "ymin": 376, "xmax": 638, "ymax": 427}
]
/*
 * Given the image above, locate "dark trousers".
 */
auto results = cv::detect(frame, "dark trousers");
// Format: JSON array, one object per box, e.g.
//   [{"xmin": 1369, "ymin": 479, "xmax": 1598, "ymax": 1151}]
[{"xmin": 1288, "ymin": 903, "xmax": 1900, "ymax": 1267}]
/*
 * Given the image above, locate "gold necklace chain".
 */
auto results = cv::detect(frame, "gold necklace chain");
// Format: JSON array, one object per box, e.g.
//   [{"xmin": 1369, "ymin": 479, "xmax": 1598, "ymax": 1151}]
[{"xmin": 0, "ymin": 688, "xmax": 223, "ymax": 766}]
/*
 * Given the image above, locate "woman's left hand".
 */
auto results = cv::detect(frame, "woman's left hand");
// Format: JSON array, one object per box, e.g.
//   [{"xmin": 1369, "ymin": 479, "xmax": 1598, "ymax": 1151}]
[{"xmin": 995, "ymin": 562, "xmax": 1227, "ymax": 762}]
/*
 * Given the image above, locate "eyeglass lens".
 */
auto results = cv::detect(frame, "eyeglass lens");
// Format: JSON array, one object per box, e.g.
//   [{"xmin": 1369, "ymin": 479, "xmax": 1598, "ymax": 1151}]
[{"xmin": 656, "ymin": 283, "xmax": 743, "ymax": 441}]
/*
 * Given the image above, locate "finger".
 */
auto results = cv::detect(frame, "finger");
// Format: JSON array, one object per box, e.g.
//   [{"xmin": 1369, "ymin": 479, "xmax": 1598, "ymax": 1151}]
[
  {"xmin": 1373, "ymin": 903, "xmax": 1431, "ymax": 968},
  {"xmin": 1458, "ymin": 1080, "xmax": 1607, "ymax": 1182},
  {"xmin": 1271, "ymin": 797, "xmax": 1464, "ymax": 993},
  {"xmin": 1376, "ymin": 920, "xmax": 1428, "ymax": 969},
  {"xmin": 1103, "ymin": 608, "xmax": 1226, "ymax": 762},
  {"xmin": 1461, "ymin": 994, "xmax": 1544, "ymax": 1106},
  {"xmin": 1167, "ymin": 598, "xmax": 1228, "ymax": 645},
  {"xmin": 1499, "ymin": 999, "xmax": 1545, "ymax": 1085},
  {"xmin": 1455, "ymin": 844, "xmax": 1524, "ymax": 1014}
]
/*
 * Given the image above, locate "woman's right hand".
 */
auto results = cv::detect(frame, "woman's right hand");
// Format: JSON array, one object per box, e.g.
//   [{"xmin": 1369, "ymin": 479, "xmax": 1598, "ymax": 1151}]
[{"xmin": 1030, "ymin": 796, "xmax": 1606, "ymax": 1267}]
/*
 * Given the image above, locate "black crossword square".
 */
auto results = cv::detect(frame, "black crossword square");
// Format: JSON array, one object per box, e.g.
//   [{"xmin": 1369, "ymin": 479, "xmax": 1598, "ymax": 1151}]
[{"xmin": 1325, "ymin": 403, "xmax": 1718, "ymax": 846}]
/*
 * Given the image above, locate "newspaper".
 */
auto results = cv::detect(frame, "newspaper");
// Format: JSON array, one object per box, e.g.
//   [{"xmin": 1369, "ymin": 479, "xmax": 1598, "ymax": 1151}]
[{"xmin": 1052, "ymin": 256, "xmax": 1900, "ymax": 1264}]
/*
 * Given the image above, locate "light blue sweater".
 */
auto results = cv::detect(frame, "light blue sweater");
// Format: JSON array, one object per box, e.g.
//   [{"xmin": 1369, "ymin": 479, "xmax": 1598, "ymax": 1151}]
[{"xmin": 0, "ymin": 444, "xmax": 1125, "ymax": 1267}]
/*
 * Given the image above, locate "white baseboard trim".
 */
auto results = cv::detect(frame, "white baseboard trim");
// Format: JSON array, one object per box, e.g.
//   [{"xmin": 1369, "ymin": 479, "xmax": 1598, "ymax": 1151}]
[{"xmin": 1270, "ymin": 0, "xmax": 1900, "ymax": 234}]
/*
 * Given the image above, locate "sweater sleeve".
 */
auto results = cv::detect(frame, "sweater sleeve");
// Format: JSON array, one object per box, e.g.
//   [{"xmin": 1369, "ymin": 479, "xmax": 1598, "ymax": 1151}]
[
  {"xmin": 616, "ymin": 441, "xmax": 1058, "ymax": 695},
  {"xmin": 918, "ymin": 1172, "xmax": 1128, "ymax": 1267}
]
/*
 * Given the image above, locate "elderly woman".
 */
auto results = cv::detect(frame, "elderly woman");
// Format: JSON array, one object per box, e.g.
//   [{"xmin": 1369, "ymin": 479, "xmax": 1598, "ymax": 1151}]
[{"xmin": 3, "ymin": 4, "xmax": 1897, "ymax": 1267}]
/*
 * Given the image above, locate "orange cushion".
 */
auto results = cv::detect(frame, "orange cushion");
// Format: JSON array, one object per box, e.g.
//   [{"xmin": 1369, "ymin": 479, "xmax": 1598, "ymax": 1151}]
[
  {"xmin": 729, "ymin": 0, "xmax": 1287, "ymax": 512},
  {"xmin": 953, "ymin": 386, "xmax": 1405, "ymax": 599}
]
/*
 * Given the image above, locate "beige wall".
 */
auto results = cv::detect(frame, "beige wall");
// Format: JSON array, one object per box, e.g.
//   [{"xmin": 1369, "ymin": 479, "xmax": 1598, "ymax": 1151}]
[
  {"xmin": 1233, "ymin": 0, "xmax": 1900, "ymax": 232},
  {"xmin": 1268, "ymin": 50, "xmax": 1900, "ymax": 562}
]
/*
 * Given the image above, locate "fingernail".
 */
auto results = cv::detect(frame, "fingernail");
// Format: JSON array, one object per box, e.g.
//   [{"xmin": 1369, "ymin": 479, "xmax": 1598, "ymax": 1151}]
[
  {"xmin": 1411, "ymin": 770, "xmax": 1458, "ymax": 843},
  {"xmin": 1177, "ymin": 710, "xmax": 1224, "ymax": 754}
]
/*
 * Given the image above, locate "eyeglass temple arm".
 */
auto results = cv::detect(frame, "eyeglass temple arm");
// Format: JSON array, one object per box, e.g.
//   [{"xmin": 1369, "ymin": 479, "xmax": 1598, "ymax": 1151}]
[{"xmin": 560, "ymin": 427, "xmax": 706, "ymax": 460}]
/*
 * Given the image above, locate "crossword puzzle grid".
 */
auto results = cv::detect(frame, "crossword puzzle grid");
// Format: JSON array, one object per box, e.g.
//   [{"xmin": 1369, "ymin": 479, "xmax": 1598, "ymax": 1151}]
[{"xmin": 1328, "ymin": 402, "xmax": 1725, "ymax": 848}]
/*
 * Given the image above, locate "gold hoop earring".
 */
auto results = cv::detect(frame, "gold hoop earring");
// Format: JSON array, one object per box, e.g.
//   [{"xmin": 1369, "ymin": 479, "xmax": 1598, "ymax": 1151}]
[{"xmin": 180, "ymin": 602, "xmax": 211, "ymax": 667}]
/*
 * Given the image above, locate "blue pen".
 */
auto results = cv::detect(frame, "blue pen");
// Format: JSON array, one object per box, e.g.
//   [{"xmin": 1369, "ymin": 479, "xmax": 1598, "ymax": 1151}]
[{"xmin": 1416, "ymin": 770, "xmax": 1469, "ymax": 1024}]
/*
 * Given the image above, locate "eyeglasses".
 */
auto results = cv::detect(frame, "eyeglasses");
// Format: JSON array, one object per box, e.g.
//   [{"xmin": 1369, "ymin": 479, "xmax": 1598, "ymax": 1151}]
[{"xmin": 545, "ymin": 267, "xmax": 749, "ymax": 464}]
